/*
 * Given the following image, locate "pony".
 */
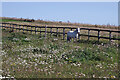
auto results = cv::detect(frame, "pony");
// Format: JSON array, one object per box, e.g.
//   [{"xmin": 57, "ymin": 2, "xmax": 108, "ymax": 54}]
[{"xmin": 67, "ymin": 28, "xmax": 80, "ymax": 42}]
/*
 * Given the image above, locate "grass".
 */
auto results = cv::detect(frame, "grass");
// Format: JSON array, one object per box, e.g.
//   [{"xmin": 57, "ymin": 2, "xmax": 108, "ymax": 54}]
[
  {"xmin": 2, "ymin": 29, "xmax": 119, "ymax": 78},
  {"xmin": 0, "ymin": 19, "xmax": 28, "ymax": 23}
]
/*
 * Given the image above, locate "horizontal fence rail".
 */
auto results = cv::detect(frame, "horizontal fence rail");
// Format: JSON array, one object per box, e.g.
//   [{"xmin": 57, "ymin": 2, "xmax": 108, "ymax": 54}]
[{"xmin": 1, "ymin": 22, "xmax": 120, "ymax": 41}]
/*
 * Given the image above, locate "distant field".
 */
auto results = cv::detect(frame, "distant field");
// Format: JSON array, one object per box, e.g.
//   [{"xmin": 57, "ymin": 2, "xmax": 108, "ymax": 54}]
[
  {"xmin": 2, "ymin": 28, "xmax": 119, "ymax": 78},
  {"xmin": 0, "ymin": 17, "xmax": 118, "ymax": 30},
  {"xmin": 0, "ymin": 19, "xmax": 28, "ymax": 23}
]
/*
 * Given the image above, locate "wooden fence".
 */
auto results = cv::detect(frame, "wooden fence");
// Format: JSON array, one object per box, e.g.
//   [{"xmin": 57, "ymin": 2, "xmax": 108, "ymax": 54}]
[{"xmin": 1, "ymin": 22, "xmax": 120, "ymax": 42}]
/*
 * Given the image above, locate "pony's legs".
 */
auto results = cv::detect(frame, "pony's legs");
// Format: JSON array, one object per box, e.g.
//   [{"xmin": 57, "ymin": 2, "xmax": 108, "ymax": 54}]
[
  {"xmin": 75, "ymin": 34, "xmax": 78, "ymax": 42},
  {"xmin": 67, "ymin": 36, "xmax": 72, "ymax": 42},
  {"xmin": 67, "ymin": 36, "xmax": 70, "ymax": 41},
  {"xmin": 73, "ymin": 37, "xmax": 77, "ymax": 42},
  {"xmin": 73, "ymin": 37, "xmax": 75, "ymax": 42},
  {"xmin": 76, "ymin": 36, "xmax": 77, "ymax": 41}
]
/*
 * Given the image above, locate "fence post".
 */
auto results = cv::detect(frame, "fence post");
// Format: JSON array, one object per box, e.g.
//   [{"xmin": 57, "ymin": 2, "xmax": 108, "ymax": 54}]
[
  {"xmin": 2, "ymin": 23, "xmax": 3, "ymax": 30},
  {"xmin": 109, "ymin": 31, "xmax": 111, "ymax": 42},
  {"xmin": 6, "ymin": 23, "xmax": 8, "ymax": 29},
  {"xmin": 1, "ymin": 23, "xmax": 3, "ymax": 30},
  {"xmin": 5, "ymin": 23, "xmax": 6, "ymax": 29},
  {"xmin": 4, "ymin": 23, "xmax": 6, "ymax": 29},
  {"xmin": 98, "ymin": 30, "xmax": 100, "ymax": 42},
  {"xmin": 35, "ymin": 26, "xmax": 37, "ymax": 34},
  {"xmin": 13, "ymin": 24, "xmax": 14, "ymax": 32},
  {"xmin": 16, "ymin": 24, "xmax": 17, "ymax": 31},
  {"xmin": 7, "ymin": 24, "xmax": 9, "ymax": 29},
  {"xmin": 31, "ymin": 26, "xmax": 32, "ymax": 34},
  {"xmin": 45, "ymin": 25, "xmax": 47, "ymax": 38},
  {"xmin": 3, "ymin": 23, "xmax": 5, "ymax": 29},
  {"xmin": 40, "ymin": 27, "xmax": 41, "ymax": 37},
  {"xmin": 56, "ymin": 27, "xmax": 58, "ymax": 37},
  {"xmin": 23, "ymin": 25, "xmax": 24, "ymax": 33},
  {"xmin": 63, "ymin": 28, "xmax": 65, "ymax": 40},
  {"xmin": 88, "ymin": 29, "xmax": 90, "ymax": 41},
  {"xmin": 10, "ymin": 24, "xmax": 12, "ymax": 31},
  {"xmin": 50, "ymin": 28, "xmax": 52, "ymax": 36},
  {"xmin": 2, "ymin": 23, "xmax": 3, "ymax": 29},
  {"xmin": 19, "ymin": 25, "xmax": 20, "ymax": 32},
  {"xmin": 27, "ymin": 25, "xmax": 28, "ymax": 33}
]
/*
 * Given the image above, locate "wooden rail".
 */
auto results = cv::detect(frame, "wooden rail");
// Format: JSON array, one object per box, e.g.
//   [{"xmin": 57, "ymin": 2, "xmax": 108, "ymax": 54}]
[{"xmin": 1, "ymin": 22, "xmax": 120, "ymax": 41}]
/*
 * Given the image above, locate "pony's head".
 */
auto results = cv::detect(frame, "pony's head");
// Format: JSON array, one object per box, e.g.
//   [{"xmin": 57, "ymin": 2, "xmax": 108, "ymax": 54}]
[{"xmin": 76, "ymin": 28, "xmax": 80, "ymax": 33}]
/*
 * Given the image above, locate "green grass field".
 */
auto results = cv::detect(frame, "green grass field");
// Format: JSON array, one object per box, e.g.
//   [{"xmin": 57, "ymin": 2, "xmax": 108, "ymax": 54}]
[
  {"xmin": 2, "ymin": 29, "xmax": 119, "ymax": 78},
  {"xmin": 0, "ymin": 19, "xmax": 27, "ymax": 23}
]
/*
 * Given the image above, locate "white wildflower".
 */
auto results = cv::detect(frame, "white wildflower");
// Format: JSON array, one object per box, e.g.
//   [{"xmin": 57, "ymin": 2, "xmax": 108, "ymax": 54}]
[
  {"xmin": 13, "ymin": 38, "xmax": 19, "ymax": 41},
  {"xmin": 24, "ymin": 38, "xmax": 30, "ymax": 41}
]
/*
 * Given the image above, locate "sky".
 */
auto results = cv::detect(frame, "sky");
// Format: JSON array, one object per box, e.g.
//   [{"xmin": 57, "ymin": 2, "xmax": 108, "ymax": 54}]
[{"xmin": 2, "ymin": 2, "xmax": 118, "ymax": 26}]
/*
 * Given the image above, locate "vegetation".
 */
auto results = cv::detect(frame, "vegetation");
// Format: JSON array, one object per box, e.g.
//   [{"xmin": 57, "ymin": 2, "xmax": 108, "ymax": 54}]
[
  {"xmin": 2, "ymin": 29, "xmax": 119, "ymax": 78},
  {"xmin": 0, "ymin": 17, "xmax": 118, "ymax": 29}
]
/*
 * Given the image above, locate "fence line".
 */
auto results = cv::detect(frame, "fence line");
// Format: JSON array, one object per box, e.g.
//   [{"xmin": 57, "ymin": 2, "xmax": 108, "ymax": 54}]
[{"xmin": 1, "ymin": 22, "xmax": 120, "ymax": 41}]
